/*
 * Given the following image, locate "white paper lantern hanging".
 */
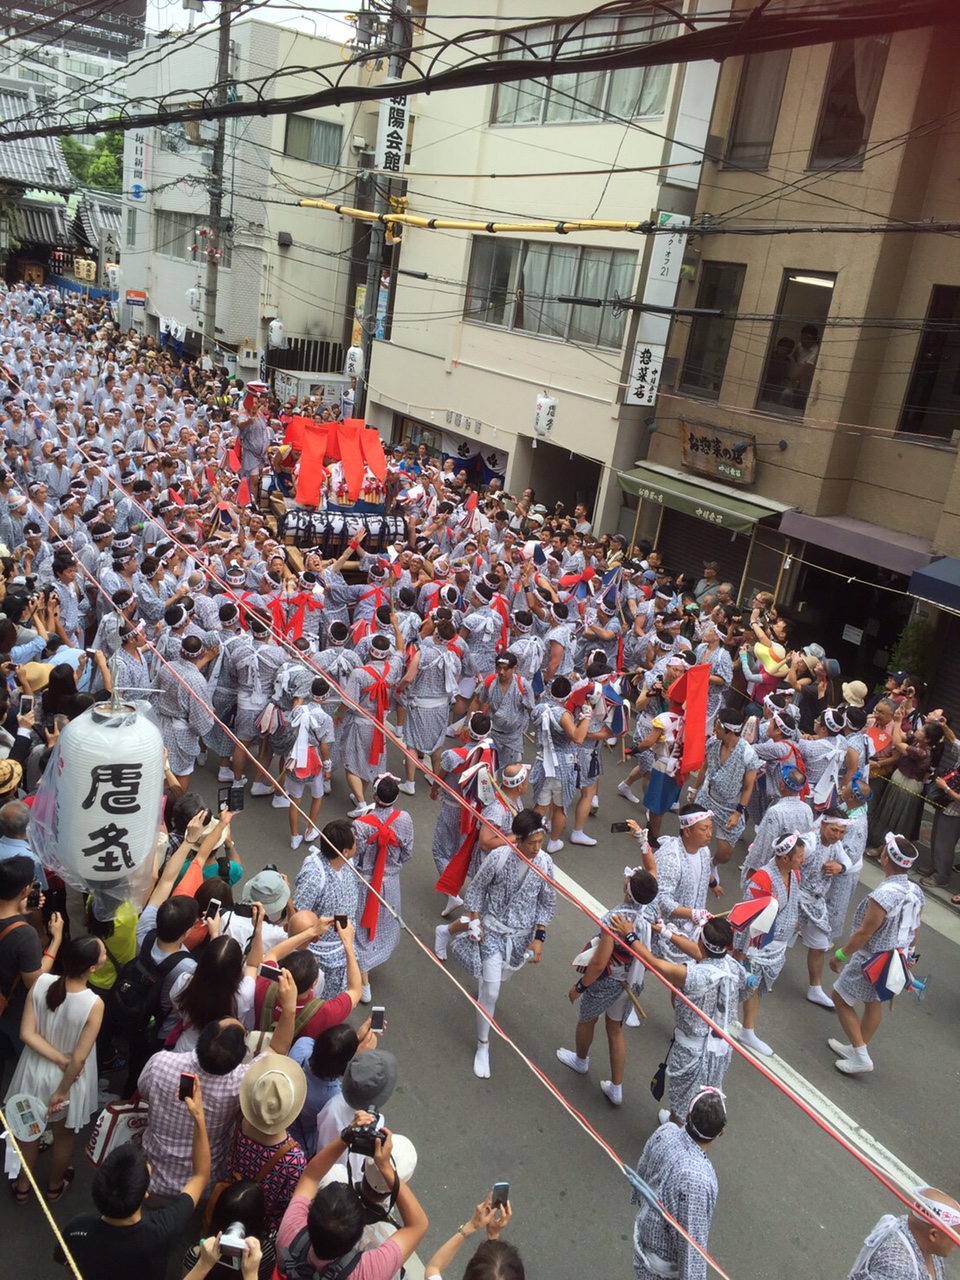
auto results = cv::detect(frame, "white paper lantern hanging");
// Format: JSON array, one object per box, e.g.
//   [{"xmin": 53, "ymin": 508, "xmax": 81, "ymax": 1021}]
[{"xmin": 30, "ymin": 703, "xmax": 164, "ymax": 904}]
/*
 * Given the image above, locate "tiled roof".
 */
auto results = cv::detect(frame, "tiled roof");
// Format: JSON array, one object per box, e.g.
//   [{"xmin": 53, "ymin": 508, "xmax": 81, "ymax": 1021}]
[
  {"xmin": 10, "ymin": 199, "xmax": 69, "ymax": 246},
  {"xmin": 0, "ymin": 87, "xmax": 72, "ymax": 192},
  {"xmin": 76, "ymin": 189, "xmax": 122, "ymax": 251}
]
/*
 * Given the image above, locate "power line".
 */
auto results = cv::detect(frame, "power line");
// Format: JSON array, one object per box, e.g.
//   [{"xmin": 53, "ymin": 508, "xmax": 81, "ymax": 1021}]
[{"xmin": 2, "ymin": 0, "xmax": 955, "ymax": 142}]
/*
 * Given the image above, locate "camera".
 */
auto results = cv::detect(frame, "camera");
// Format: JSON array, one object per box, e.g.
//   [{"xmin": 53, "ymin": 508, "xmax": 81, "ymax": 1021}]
[
  {"xmin": 219, "ymin": 1222, "xmax": 247, "ymax": 1261},
  {"xmin": 341, "ymin": 1111, "xmax": 386, "ymax": 1157}
]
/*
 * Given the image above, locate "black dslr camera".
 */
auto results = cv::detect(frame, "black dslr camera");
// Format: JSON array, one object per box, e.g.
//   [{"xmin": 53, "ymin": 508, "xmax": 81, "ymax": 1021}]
[{"xmin": 341, "ymin": 1111, "xmax": 386, "ymax": 1157}]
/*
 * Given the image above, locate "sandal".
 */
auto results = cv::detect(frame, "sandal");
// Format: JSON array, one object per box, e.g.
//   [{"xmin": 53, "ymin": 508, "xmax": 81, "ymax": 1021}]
[
  {"xmin": 11, "ymin": 1180, "xmax": 29, "ymax": 1204},
  {"xmin": 46, "ymin": 1167, "xmax": 75, "ymax": 1203}
]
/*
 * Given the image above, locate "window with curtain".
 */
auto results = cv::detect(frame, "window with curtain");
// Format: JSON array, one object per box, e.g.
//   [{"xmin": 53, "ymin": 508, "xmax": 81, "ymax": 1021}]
[
  {"xmin": 283, "ymin": 114, "xmax": 343, "ymax": 167},
  {"xmin": 679, "ymin": 263, "xmax": 746, "ymax": 399},
  {"xmin": 465, "ymin": 237, "xmax": 635, "ymax": 349},
  {"xmin": 153, "ymin": 209, "xmax": 232, "ymax": 268},
  {"xmin": 491, "ymin": 15, "xmax": 670, "ymax": 126},
  {"xmin": 726, "ymin": 50, "xmax": 791, "ymax": 169},
  {"xmin": 810, "ymin": 37, "xmax": 889, "ymax": 169}
]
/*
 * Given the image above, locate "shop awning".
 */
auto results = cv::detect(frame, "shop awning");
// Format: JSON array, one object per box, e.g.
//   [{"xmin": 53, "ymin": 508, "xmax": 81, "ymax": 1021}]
[
  {"xmin": 616, "ymin": 462, "xmax": 790, "ymax": 535},
  {"xmin": 778, "ymin": 510, "xmax": 932, "ymax": 577},
  {"xmin": 909, "ymin": 558, "xmax": 960, "ymax": 611}
]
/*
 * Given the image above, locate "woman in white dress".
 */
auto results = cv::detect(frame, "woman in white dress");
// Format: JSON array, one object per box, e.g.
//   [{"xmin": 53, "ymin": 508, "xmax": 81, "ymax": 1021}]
[{"xmin": 7, "ymin": 936, "xmax": 105, "ymax": 1203}]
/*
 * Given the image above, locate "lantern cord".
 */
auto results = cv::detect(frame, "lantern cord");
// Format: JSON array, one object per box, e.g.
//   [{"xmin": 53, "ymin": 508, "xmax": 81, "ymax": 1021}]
[{"xmin": 43, "ymin": 465, "xmax": 960, "ymax": 1248}]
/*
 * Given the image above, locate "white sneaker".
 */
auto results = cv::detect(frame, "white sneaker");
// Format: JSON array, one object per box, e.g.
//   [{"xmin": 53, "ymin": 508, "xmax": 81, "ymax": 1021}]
[
  {"xmin": 434, "ymin": 924, "xmax": 450, "ymax": 960},
  {"xmin": 290, "ymin": 834, "xmax": 303, "ymax": 851},
  {"xmin": 348, "ymin": 802, "xmax": 373, "ymax": 818},
  {"xmin": 617, "ymin": 781, "xmax": 640, "ymax": 804},
  {"xmin": 250, "ymin": 780, "xmax": 273, "ymax": 797},
  {"xmin": 546, "ymin": 839, "xmax": 564, "ymax": 854},
  {"xmin": 828, "ymin": 1037, "xmax": 854, "ymax": 1058},
  {"xmin": 218, "ymin": 766, "xmax": 235, "ymax": 782},
  {"xmin": 271, "ymin": 793, "xmax": 291, "ymax": 809},
  {"xmin": 360, "ymin": 984, "xmax": 372, "ymax": 1004},
  {"xmin": 196, "ymin": 750, "xmax": 207, "ymax": 766},
  {"xmin": 304, "ymin": 826, "xmax": 320, "ymax": 842},
  {"xmin": 556, "ymin": 1048, "xmax": 589, "ymax": 1074},
  {"xmin": 806, "ymin": 985, "xmax": 835, "ymax": 1009},
  {"xmin": 658, "ymin": 1108, "xmax": 672, "ymax": 1126},
  {"xmin": 570, "ymin": 830, "xmax": 597, "ymax": 846},
  {"xmin": 473, "ymin": 1041, "xmax": 491, "ymax": 1079},
  {"xmin": 600, "ymin": 1080, "xmax": 622, "ymax": 1106},
  {"xmin": 399, "ymin": 780, "xmax": 416, "ymax": 795}
]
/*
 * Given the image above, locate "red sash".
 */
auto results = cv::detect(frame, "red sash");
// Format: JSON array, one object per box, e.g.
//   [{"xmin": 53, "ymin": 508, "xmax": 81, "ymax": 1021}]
[
  {"xmin": 285, "ymin": 592, "xmax": 323, "ymax": 642},
  {"xmin": 357, "ymin": 809, "xmax": 400, "ymax": 940},
  {"xmin": 358, "ymin": 585, "xmax": 390, "ymax": 611},
  {"xmin": 362, "ymin": 662, "xmax": 393, "ymax": 763},
  {"xmin": 434, "ymin": 744, "xmax": 496, "ymax": 896}
]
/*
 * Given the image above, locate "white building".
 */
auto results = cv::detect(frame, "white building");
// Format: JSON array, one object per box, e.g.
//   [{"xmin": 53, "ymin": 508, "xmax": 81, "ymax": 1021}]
[
  {"xmin": 362, "ymin": 0, "xmax": 715, "ymax": 527},
  {"xmin": 0, "ymin": 40, "xmax": 129, "ymax": 144},
  {"xmin": 120, "ymin": 20, "xmax": 375, "ymax": 378}
]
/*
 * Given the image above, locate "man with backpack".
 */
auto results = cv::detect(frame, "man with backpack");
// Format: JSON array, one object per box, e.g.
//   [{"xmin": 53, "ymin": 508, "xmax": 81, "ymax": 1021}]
[
  {"xmin": 276, "ymin": 1114, "xmax": 428, "ymax": 1280},
  {"xmin": 114, "ymin": 849, "xmax": 202, "ymax": 1094}
]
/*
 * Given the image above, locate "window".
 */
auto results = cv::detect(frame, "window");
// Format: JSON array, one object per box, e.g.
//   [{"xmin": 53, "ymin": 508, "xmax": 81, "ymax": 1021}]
[
  {"xmin": 899, "ymin": 287, "xmax": 960, "ymax": 441},
  {"xmin": 125, "ymin": 207, "xmax": 137, "ymax": 249},
  {"xmin": 679, "ymin": 263, "xmax": 746, "ymax": 399},
  {"xmin": 756, "ymin": 271, "xmax": 835, "ymax": 417},
  {"xmin": 810, "ymin": 37, "xmax": 888, "ymax": 169},
  {"xmin": 726, "ymin": 50, "xmax": 790, "ymax": 169},
  {"xmin": 491, "ymin": 15, "xmax": 670, "ymax": 126},
  {"xmin": 154, "ymin": 209, "xmax": 232, "ymax": 268},
  {"xmin": 464, "ymin": 236, "xmax": 636, "ymax": 349},
  {"xmin": 284, "ymin": 115, "xmax": 342, "ymax": 167}
]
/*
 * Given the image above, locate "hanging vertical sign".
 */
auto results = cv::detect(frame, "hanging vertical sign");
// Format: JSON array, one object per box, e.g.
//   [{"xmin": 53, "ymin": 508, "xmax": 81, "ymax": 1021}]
[
  {"xmin": 624, "ymin": 212, "xmax": 690, "ymax": 406},
  {"xmin": 375, "ymin": 78, "xmax": 409, "ymax": 176},
  {"xmin": 126, "ymin": 127, "xmax": 150, "ymax": 202}
]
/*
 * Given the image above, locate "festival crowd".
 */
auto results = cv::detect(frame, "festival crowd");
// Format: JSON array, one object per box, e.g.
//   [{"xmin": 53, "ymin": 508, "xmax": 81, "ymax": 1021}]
[{"xmin": 0, "ymin": 283, "xmax": 956, "ymax": 1280}]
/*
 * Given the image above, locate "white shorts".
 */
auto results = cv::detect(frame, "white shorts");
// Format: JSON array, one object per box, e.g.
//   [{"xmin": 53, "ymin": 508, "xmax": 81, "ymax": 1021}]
[
  {"xmin": 285, "ymin": 774, "xmax": 324, "ymax": 800},
  {"xmin": 536, "ymin": 777, "xmax": 564, "ymax": 807},
  {"xmin": 799, "ymin": 919, "xmax": 830, "ymax": 951},
  {"xmin": 457, "ymin": 675, "xmax": 477, "ymax": 699}
]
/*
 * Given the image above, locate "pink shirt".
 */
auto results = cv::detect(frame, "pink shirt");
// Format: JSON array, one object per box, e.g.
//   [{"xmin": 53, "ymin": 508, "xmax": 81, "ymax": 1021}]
[{"xmin": 275, "ymin": 1195, "xmax": 402, "ymax": 1280}]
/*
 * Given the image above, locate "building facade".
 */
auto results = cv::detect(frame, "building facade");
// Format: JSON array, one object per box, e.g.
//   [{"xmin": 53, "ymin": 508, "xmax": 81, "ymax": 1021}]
[
  {"xmin": 632, "ymin": 7, "xmax": 960, "ymax": 704},
  {"xmin": 363, "ymin": 0, "xmax": 709, "ymax": 514},
  {"xmin": 120, "ymin": 20, "xmax": 375, "ymax": 379}
]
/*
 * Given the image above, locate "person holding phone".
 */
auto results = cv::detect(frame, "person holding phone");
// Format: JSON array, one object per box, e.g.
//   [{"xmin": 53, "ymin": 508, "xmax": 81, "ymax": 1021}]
[
  {"xmin": 0, "ymin": 854, "xmax": 63, "ymax": 1064},
  {"xmin": 424, "ymin": 1192, "xmax": 519, "ymax": 1279}
]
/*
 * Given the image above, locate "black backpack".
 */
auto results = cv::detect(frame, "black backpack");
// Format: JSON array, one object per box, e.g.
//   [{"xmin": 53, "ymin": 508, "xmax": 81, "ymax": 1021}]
[
  {"xmin": 111, "ymin": 930, "xmax": 186, "ymax": 1036},
  {"xmin": 280, "ymin": 1227, "xmax": 362, "ymax": 1280}
]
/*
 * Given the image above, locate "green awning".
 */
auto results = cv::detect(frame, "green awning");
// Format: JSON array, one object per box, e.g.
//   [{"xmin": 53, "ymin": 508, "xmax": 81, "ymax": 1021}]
[{"xmin": 617, "ymin": 463, "xmax": 789, "ymax": 535}]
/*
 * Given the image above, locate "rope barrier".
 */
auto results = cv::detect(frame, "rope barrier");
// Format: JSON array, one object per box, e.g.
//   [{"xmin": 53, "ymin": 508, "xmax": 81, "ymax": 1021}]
[{"xmin": 0, "ymin": 1102, "xmax": 84, "ymax": 1280}]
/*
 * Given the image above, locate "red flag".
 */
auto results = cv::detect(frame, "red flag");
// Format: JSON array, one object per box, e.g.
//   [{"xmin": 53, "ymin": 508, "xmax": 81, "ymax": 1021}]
[
  {"xmin": 465, "ymin": 490, "xmax": 478, "ymax": 513},
  {"xmin": 336, "ymin": 421, "xmax": 365, "ymax": 502},
  {"xmin": 205, "ymin": 465, "xmax": 217, "ymax": 488},
  {"xmin": 666, "ymin": 663, "xmax": 711, "ymax": 778},
  {"xmin": 358, "ymin": 424, "xmax": 387, "ymax": 482},
  {"xmin": 236, "ymin": 477, "xmax": 251, "ymax": 506},
  {"xmin": 295, "ymin": 422, "xmax": 329, "ymax": 507},
  {"xmin": 226, "ymin": 446, "xmax": 241, "ymax": 472},
  {"xmin": 167, "ymin": 487, "xmax": 183, "ymax": 507},
  {"xmin": 284, "ymin": 415, "xmax": 312, "ymax": 450}
]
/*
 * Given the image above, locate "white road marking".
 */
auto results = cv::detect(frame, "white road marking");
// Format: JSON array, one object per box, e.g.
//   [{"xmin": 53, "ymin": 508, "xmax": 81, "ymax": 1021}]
[{"xmin": 551, "ymin": 866, "xmax": 922, "ymax": 1190}]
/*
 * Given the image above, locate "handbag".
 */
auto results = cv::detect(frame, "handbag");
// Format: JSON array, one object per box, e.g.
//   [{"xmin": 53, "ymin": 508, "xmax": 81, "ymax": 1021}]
[
  {"xmin": 649, "ymin": 1036, "xmax": 674, "ymax": 1101},
  {"xmin": 85, "ymin": 1096, "xmax": 150, "ymax": 1168}
]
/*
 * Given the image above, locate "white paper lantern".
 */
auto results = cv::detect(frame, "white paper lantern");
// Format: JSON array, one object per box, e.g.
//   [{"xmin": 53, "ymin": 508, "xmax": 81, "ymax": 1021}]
[
  {"xmin": 31, "ymin": 703, "xmax": 164, "ymax": 893},
  {"xmin": 344, "ymin": 345, "xmax": 364, "ymax": 378},
  {"xmin": 268, "ymin": 318, "xmax": 285, "ymax": 347},
  {"xmin": 533, "ymin": 392, "xmax": 557, "ymax": 437}
]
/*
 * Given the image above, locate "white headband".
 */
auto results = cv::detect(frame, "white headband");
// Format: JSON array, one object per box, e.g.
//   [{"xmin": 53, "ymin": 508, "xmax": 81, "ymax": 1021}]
[
  {"xmin": 679, "ymin": 808, "xmax": 713, "ymax": 829},
  {"xmin": 774, "ymin": 831, "xmax": 804, "ymax": 857},
  {"xmin": 885, "ymin": 831, "xmax": 918, "ymax": 866},
  {"xmin": 501, "ymin": 764, "xmax": 530, "ymax": 790},
  {"xmin": 913, "ymin": 1188, "xmax": 960, "ymax": 1229}
]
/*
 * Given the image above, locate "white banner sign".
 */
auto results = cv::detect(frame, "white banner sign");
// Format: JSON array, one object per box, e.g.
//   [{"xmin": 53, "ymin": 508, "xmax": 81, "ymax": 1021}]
[{"xmin": 375, "ymin": 79, "xmax": 409, "ymax": 176}]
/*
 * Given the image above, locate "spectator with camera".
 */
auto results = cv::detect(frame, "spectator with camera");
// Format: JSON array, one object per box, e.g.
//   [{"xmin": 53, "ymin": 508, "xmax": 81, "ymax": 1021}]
[
  {"xmin": 425, "ymin": 1193, "xmax": 520, "ymax": 1279},
  {"xmin": 275, "ymin": 1113, "xmax": 428, "ymax": 1280},
  {"xmin": 57, "ymin": 1074, "xmax": 211, "ymax": 1280},
  {"xmin": 316, "ymin": 1048, "xmax": 397, "ymax": 1179}
]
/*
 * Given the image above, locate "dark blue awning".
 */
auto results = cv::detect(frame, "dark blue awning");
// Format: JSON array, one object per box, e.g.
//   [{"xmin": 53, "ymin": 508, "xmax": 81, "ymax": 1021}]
[{"xmin": 909, "ymin": 558, "xmax": 960, "ymax": 611}]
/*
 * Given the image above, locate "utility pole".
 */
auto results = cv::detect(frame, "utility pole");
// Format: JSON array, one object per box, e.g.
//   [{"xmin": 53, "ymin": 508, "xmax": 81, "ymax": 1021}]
[
  {"xmin": 202, "ymin": 0, "xmax": 234, "ymax": 362},
  {"xmin": 353, "ymin": 0, "xmax": 410, "ymax": 420}
]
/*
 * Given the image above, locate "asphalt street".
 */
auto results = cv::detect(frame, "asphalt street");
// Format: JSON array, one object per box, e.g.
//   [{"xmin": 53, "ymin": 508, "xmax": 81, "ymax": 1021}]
[{"xmin": 3, "ymin": 747, "xmax": 959, "ymax": 1280}]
